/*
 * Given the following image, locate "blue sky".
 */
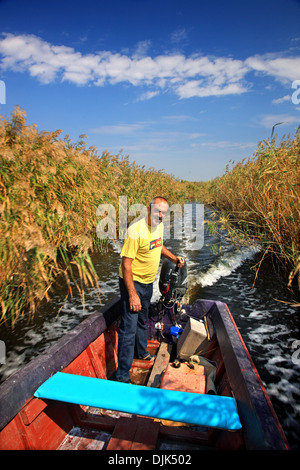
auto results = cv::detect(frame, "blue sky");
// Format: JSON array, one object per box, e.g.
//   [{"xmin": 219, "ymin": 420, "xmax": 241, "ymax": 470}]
[{"xmin": 0, "ymin": 0, "xmax": 299, "ymax": 181}]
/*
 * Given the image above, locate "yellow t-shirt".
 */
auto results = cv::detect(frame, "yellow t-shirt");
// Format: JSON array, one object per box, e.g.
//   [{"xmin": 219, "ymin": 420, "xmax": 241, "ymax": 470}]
[{"xmin": 119, "ymin": 217, "xmax": 163, "ymax": 284}]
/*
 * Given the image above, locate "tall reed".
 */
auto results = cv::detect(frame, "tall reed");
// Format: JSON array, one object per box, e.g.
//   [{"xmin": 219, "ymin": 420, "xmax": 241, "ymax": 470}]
[
  {"xmin": 0, "ymin": 107, "xmax": 189, "ymax": 326},
  {"xmin": 1, "ymin": 107, "xmax": 298, "ymax": 325},
  {"xmin": 193, "ymin": 129, "xmax": 300, "ymax": 287}
]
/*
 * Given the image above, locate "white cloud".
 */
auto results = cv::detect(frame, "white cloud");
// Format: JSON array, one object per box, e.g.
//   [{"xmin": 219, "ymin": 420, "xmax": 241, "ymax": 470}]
[
  {"xmin": 170, "ymin": 28, "xmax": 188, "ymax": 44},
  {"xmin": 162, "ymin": 114, "xmax": 203, "ymax": 122},
  {"xmin": 259, "ymin": 114, "xmax": 300, "ymax": 128},
  {"xmin": 133, "ymin": 40, "xmax": 152, "ymax": 58},
  {"xmin": 136, "ymin": 90, "xmax": 160, "ymax": 101},
  {"xmin": 199, "ymin": 140, "xmax": 256, "ymax": 150},
  {"xmin": 245, "ymin": 53, "xmax": 300, "ymax": 83},
  {"xmin": 175, "ymin": 80, "xmax": 248, "ymax": 98},
  {"xmin": 90, "ymin": 123, "xmax": 147, "ymax": 135},
  {"xmin": 272, "ymin": 95, "xmax": 291, "ymax": 104},
  {"xmin": 1, "ymin": 33, "xmax": 300, "ymax": 101}
]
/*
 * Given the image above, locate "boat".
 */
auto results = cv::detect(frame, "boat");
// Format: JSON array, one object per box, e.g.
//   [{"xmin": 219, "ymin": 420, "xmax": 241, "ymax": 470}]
[{"xmin": 0, "ymin": 260, "xmax": 289, "ymax": 451}]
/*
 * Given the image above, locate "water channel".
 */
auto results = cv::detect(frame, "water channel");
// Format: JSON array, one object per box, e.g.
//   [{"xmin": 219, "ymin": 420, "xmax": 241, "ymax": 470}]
[{"xmin": 0, "ymin": 205, "xmax": 299, "ymax": 449}]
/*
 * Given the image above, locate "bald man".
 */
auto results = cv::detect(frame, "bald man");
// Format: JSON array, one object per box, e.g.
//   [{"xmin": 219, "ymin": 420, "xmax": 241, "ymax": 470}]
[{"xmin": 115, "ymin": 196, "xmax": 184, "ymax": 383}]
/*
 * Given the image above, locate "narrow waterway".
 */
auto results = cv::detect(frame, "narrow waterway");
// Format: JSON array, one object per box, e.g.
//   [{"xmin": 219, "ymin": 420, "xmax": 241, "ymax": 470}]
[{"xmin": 0, "ymin": 206, "xmax": 299, "ymax": 449}]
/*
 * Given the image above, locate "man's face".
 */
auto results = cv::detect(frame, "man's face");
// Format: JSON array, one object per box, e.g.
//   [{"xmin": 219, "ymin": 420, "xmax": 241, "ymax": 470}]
[{"xmin": 148, "ymin": 200, "xmax": 169, "ymax": 227}]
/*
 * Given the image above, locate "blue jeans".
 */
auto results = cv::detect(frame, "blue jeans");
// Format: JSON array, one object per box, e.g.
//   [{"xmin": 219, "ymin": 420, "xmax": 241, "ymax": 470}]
[{"xmin": 116, "ymin": 277, "xmax": 153, "ymax": 383}]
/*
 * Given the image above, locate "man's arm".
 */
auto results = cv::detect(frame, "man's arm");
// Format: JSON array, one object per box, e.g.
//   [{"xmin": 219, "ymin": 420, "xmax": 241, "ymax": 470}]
[
  {"xmin": 161, "ymin": 245, "xmax": 185, "ymax": 268},
  {"xmin": 121, "ymin": 257, "xmax": 142, "ymax": 312}
]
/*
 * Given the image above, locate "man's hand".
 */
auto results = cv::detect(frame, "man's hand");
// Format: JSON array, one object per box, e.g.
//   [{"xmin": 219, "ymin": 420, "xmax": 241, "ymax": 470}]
[
  {"xmin": 162, "ymin": 245, "xmax": 185, "ymax": 268},
  {"xmin": 176, "ymin": 256, "xmax": 185, "ymax": 268},
  {"xmin": 129, "ymin": 292, "xmax": 142, "ymax": 312}
]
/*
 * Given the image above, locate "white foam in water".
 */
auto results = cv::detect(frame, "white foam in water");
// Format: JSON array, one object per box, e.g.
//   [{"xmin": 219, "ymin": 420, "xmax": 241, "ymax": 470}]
[
  {"xmin": 248, "ymin": 310, "xmax": 271, "ymax": 320},
  {"xmin": 110, "ymin": 239, "xmax": 123, "ymax": 254},
  {"xmin": 197, "ymin": 245, "xmax": 259, "ymax": 287}
]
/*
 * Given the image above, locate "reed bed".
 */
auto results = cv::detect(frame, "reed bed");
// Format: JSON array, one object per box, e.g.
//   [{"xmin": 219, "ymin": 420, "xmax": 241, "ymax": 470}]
[
  {"xmin": 1, "ymin": 107, "xmax": 298, "ymax": 326},
  {"xmin": 0, "ymin": 107, "xmax": 189, "ymax": 327},
  {"xmin": 193, "ymin": 128, "xmax": 300, "ymax": 288}
]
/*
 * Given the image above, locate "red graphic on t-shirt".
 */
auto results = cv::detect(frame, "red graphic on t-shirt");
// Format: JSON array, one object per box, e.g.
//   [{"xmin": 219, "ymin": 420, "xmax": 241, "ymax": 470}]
[{"xmin": 149, "ymin": 237, "xmax": 162, "ymax": 250}]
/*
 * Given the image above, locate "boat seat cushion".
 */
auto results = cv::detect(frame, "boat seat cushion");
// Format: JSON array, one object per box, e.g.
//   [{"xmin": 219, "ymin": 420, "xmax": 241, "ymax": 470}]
[{"xmin": 34, "ymin": 372, "xmax": 242, "ymax": 430}]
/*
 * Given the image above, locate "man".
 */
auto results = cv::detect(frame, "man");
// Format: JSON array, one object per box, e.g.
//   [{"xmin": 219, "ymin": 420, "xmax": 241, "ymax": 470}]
[{"xmin": 115, "ymin": 196, "xmax": 184, "ymax": 383}]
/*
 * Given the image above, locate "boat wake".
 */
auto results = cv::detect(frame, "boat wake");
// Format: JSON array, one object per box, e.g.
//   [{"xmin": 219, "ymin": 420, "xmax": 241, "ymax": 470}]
[{"xmin": 189, "ymin": 245, "xmax": 260, "ymax": 288}]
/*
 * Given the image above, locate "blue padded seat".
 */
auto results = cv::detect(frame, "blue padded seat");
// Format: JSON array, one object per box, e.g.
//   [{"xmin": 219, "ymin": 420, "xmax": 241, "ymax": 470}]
[{"xmin": 34, "ymin": 372, "xmax": 242, "ymax": 430}]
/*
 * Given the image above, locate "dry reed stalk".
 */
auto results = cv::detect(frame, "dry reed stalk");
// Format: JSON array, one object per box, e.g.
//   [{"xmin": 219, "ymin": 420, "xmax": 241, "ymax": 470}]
[
  {"xmin": 0, "ymin": 107, "xmax": 190, "ymax": 326},
  {"xmin": 191, "ymin": 129, "xmax": 300, "ymax": 287}
]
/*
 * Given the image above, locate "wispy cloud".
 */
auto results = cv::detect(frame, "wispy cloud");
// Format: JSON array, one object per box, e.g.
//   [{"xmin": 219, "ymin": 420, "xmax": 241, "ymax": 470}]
[
  {"xmin": 90, "ymin": 123, "xmax": 147, "ymax": 135},
  {"xmin": 170, "ymin": 28, "xmax": 188, "ymax": 44},
  {"xmin": 162, "ymin": 114, "xmax": 203, "ymax": 122},
  {"xmin": 258, "ymin": 114, "xmax": 300, "ymax": 128},
  {"xmin": 133, "ymin": 40, "xmax": 152, "ymax": 58},
  {"xmin": 136, "ymin": 90, "xmax": 160, "ymax": 101},
  {"xmin": 175, "ymin": 81, "xmax": 248, "ymax": 98},
  {"xmin": 1, "ymin": 33, "xmax": 300, "ymax": 99},
  {"xmin": 272, "ymin": 95, "xmax": 291, "ymax": 104},
  {"xmin": 198, "ymin": 140, "xmax": 256, "ymax": 150}
]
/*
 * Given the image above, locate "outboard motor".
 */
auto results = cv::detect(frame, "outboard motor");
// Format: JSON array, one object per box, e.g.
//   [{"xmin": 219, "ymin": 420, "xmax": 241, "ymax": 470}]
[
  {"xmin": 148, "ymin": 259, "xmax": 188, "ymax": 340},
  {"xmin": 159, "ymin": 258, "xmax": 188, "ymax": 303}
]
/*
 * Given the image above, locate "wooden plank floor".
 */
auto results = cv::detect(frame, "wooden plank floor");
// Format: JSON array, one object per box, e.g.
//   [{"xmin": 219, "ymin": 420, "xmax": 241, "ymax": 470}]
[
  {"xmin": 57, "ymin": 341, "xmax": 218, "ymax": 450},
  {"xmin": 106, "ymin": 416, "xmax": 160, "ymax": 450},
  {"xmin": 58, "ymin": 426, "xmax": 111, "ymax": 450},
  {"xmin": 147, "ymin": 341, "xmax": 172, "ymax": 388}
]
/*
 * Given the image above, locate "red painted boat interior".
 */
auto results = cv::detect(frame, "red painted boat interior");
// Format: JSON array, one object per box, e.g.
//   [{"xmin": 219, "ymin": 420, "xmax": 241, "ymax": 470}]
[
  {"xmin": 0, "ymin": 322, "xmax": 245, "ymax": 450},
  {"xmin": 0, "ymin": 296, "xmax": 289, "ymax": 451}
]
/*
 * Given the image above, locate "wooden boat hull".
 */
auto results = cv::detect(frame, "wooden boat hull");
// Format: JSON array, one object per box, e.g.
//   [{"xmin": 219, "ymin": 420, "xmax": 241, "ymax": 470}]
[{"xmin": 0, "ymin": 297, "xmax": 289, "ymax": 450}]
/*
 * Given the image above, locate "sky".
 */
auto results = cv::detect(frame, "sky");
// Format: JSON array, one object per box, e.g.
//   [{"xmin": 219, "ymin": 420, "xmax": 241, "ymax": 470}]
[{"xmin": 0, "ymin": 0, "xmax": 299, "ymax": 181}]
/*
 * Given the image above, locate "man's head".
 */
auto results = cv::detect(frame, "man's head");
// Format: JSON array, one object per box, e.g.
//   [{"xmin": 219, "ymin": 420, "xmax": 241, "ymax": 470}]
[{"xmin": 147, "ymin": 196, "xmax": 169, "ymax": 227}]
